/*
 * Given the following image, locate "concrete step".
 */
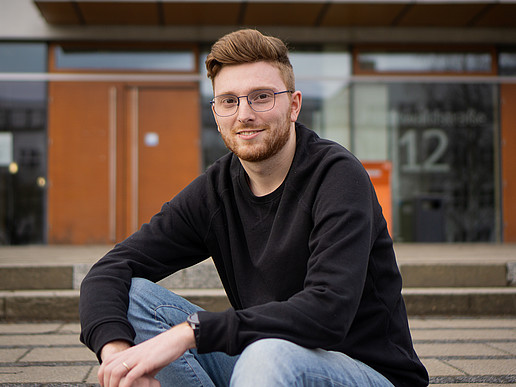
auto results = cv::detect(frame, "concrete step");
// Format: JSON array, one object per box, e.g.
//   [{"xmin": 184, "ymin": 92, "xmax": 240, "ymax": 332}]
[
  {"xmin": 1, "ymin": 287, "xmax": 515, "ymax": 322},
  {"xmin": 0, "ymin": 289, "xmax": 230, "ymax": 321},
  {"xmin": 1, "ymin": 260, "xmax": 515, "ymax": 291}
]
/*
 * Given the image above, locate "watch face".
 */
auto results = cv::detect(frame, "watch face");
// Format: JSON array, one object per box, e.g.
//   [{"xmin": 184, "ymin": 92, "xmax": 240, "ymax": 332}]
[{"xmin": 188, "ymin": 312, "xmax": 200, "ymax": 325}]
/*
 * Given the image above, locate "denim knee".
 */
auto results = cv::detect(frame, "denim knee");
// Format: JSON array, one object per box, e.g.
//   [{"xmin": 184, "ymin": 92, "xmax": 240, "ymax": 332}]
[
  {"xmin": 230, "ymin": 339, "xmax": 301, "ymax": 386},
  {"xmin": 230, "ymin": 338, "xmax": 394, "ymax": 387},
  {"xmin": 127, "ymin": 278, "xmax": 203, "ymax": 342}
]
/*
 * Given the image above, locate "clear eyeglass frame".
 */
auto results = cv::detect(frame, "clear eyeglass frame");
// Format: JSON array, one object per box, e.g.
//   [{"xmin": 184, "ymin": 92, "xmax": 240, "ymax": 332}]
[{"xmin": 210, "ymin": 89, "xmax": 292, "ymax": 117}]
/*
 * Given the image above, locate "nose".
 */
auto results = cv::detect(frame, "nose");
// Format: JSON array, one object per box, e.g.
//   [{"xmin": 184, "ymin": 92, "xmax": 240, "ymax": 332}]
[{"xmin": 236, "ymin": 96, "xmax": 255, "ymax": 122}]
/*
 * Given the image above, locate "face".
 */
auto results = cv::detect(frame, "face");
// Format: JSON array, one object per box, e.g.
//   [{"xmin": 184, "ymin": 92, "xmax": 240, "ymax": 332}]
[{"xmin": 212, "ymin": 61, "xmax": 301, "ymax": 163}]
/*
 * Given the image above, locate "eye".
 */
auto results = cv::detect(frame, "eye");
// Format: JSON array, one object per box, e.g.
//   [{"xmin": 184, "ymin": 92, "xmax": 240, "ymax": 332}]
[
  {"xmin": 219, "ymin": 95, "xmax": 238, "ymax": 105},
  {"xmin": 250, "ymin": 90, "xmax": 273, "ymax": 104}
]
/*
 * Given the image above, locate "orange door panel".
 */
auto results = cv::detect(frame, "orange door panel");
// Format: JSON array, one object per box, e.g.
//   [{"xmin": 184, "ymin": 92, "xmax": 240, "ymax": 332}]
[
  {"xmin": 127, "ymin": 86, "xmax": 200, "ymax": 234},
  {"xmin": 48, "ymin": 82, "xmax": 112, "ymax": 244}
]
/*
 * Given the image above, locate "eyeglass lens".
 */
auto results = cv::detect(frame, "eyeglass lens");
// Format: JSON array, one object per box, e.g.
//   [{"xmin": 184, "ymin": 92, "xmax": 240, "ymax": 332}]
[{"xmin": 212, "ymin": 89, "xmax": 277, "ymax": 117}]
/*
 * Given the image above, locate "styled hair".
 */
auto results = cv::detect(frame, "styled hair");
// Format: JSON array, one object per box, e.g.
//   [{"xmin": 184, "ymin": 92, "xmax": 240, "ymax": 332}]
[{"xmin": 205, "ymin": 29, "xmax": 295, "ymax": 91}]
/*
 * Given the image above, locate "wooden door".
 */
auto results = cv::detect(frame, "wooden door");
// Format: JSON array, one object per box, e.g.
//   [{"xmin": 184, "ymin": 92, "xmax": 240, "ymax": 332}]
[
  {"xmin": 126, "ymin": 86, "xmax": 200, "ymax": 235},
  {"xmin": 48, "ymin": 82, "xmax": 200, "ymax": 244},
  {"xmin": 48, "ymin": 82, "xmax": 114, "ymax": 244}
]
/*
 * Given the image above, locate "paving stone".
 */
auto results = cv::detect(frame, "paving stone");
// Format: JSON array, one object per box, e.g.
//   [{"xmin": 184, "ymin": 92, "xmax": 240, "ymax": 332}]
[
  {"xmin": 415, "ymin": 342, "xmax": 508, "ymax": 357},
  {"xmin": 409, "ymin": 318, "xmax": 446, "ymax": 329},
  {"xmin": 58, "ymin": 323, "xmax": 81, "ymax": 334},
  {"xmin": 422, "ymin": 358, "xmax": 466, "ymax": 376},
  {"xmin": 0, "ymin": 323, "xmax": 62, "ymax": 334},
  {"xmin": 410, "ymin": 317, "xmax": 516, "ymax": 329},
  {"xmin": 20, "ymin": 347, "xmax": 97, "ymax": 362},
  {"xmin": 487, "ymin": 342, "xmax": 516, "ymax": 355},
  {"xmin": 430, "ymin": 384, "xmax": 516, "ymax": 387},
  {"xmin": 447, "ymin": 359, "xmax": 516, "ymax": 375},
  {"xmin": 1, "ymin": 316, "xmax": 515, "ymax": 385},
  {"xmin": 0, "ymin": 365, "xmax": 91, "ymax": 383},
  {"xmin": 412, "ymin": 328, "xmax": 516, "ymax": 341},
  {"xmin": 0, "ymin": 333, "xmax": 80, "ymax": 347},
  {"xmin": 86, "ymin": 365, "xmax": 100, "ymax": 384},
  {"xmin": 0, "ymin": 348, "xmax": 27, "ymax": 362}
]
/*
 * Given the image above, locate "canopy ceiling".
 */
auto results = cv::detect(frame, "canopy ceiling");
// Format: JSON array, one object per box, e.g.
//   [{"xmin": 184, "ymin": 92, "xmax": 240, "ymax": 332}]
[{"xmin": 34, "ymin": 1, "xmax": 516, "ymax": 28}]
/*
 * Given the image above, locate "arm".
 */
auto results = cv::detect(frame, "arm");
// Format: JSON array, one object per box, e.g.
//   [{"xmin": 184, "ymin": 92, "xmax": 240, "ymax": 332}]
[
  {"xmin": 98, "ymin": 323, "xmax": 196, "ymax": 387},
  {"xmin": 80, "ymin": 176, "xmax": 212, "ymax": 359}
]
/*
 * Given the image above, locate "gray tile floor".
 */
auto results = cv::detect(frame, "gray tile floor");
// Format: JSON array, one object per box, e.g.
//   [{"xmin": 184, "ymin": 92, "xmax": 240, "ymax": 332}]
[{"xmin": 0, "ymin": 317, "xmax": 515, "ymax": 386}]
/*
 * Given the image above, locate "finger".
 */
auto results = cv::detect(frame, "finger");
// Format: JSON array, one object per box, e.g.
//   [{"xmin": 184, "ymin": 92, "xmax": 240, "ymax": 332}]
[
  {"xmin": 105, "ymin": 362, "xmax": 127, "ymax": 387},
  {"xmin": 120, "ymin": 364, "xmax": 145, "ymax": 387}
]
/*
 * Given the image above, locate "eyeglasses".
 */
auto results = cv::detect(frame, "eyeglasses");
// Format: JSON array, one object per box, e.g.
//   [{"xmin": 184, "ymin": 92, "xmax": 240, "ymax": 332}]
[{"xmin": 210, "ymin": 89, "xmax": 293, "ymax": 117}]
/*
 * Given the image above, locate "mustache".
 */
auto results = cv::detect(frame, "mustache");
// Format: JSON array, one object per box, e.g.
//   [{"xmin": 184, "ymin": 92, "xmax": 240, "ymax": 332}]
[{"xmin": 233, "ymin": 123, "xmax": 269, "ymax": 132}]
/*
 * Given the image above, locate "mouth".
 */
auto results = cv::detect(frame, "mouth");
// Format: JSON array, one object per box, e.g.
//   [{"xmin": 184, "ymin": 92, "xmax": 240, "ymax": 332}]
[{"xmin": 236, "ymin": 129, "xmax": 265, "ymax": 139}]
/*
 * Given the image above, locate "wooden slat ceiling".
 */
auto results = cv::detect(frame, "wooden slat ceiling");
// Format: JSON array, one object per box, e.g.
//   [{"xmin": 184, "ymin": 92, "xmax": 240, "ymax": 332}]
[{"xmin": 33, "ymin": 1, "xmax": 516, "ymax": 28}]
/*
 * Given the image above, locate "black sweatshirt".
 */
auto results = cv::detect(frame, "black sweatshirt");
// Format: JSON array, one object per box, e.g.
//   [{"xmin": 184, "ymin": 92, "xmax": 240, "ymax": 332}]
[{"xmin": 80, "ymin": 123, "xmax": 429, "ymax": 386}]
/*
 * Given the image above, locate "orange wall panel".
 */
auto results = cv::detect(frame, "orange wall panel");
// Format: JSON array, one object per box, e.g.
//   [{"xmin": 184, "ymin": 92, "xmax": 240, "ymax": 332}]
[{"xmin": 501, "ymin": 84, "xmax": 516, "ymax": 242}]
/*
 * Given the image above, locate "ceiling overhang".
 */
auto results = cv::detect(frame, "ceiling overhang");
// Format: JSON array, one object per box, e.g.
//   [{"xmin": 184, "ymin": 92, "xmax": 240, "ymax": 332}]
[{"xmin": 33, "ymin": 1, "xmax": 516, "ymax": 29}]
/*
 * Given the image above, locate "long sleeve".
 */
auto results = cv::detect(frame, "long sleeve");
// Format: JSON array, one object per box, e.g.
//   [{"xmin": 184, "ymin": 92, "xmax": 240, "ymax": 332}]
[{"xmin": 79, "ymin": 175, "xmax": 213, "ymax": 358}]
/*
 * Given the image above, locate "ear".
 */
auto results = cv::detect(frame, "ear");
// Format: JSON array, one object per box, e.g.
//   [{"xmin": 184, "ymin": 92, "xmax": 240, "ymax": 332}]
[
  {"xmin": 289, "ymin": 91, "xmax": 302, "ymax": 122},
  {"xmin": 212, "ymin": 106, "xmax": 221, "ymax": 132}
]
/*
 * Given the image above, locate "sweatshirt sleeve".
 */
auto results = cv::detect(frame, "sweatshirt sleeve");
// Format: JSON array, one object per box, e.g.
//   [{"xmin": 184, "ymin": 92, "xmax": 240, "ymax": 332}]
[
  {"xmin": 79, "ymin": 176, "xmax": 211, "ymax": 359},
  {"xmin": 195, "ymin": 154, "xmax": 380, "ymax": 356}
]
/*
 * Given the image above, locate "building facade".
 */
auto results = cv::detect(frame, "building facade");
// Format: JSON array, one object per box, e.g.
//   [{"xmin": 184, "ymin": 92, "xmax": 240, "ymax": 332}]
[{"xmin": 0, "ymin": 0, "xmax": 515, "ymax": 245}]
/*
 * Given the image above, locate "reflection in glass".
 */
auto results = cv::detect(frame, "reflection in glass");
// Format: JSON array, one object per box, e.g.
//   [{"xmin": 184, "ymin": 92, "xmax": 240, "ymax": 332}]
[
  {"xmin": 54, "ymin": 46, "xmax": 195, "ymax": 71},
  {"xmin": 499, "ymin": 52, "xmax": 516, "ymax": 75},
  {"xmin": 0, "ymin": 81, "xmax": 47, "ymax": 244},
  {"xmin": 0, "ymin": 43, "xmax": 47, "ymax": 72},
  {"xmin": 358, "ymin": 52, "xmax": 492, "ymax": 73},
  {"xmin": 388, "ymin": 83, "xmax": 496, "ymax": 242}
]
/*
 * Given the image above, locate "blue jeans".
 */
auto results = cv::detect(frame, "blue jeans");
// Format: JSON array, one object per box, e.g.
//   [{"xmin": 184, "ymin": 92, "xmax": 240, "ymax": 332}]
[{"xmin": 128, "ymin": 278, "xmax": 394, "ymax": 387}]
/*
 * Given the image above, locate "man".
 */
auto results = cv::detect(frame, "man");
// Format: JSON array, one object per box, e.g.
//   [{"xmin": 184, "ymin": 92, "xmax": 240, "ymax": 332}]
[{"xmin": 80, "ymin": 29, "xmax": 429, "ymax": 387}]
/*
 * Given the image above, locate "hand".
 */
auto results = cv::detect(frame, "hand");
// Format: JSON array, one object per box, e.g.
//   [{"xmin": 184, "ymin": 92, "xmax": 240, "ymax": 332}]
[{"xmin": 98, "ymin": 322, "xmax": 196, "ymax": 387}]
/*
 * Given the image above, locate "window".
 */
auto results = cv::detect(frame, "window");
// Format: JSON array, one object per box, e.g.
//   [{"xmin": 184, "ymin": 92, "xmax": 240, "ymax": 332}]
[
  {"xmin": 0, "ymin": 43, "xmax": 47, "ymax": 244},
  {"xmin": 53, "ymin": 45, "xmax": 196, "ymax": 72},
  {"xmin": 355, "ymin": 49, "xmax": 494, "ymax": 74},
  {"xmin": 499, "ymin": 52, "xmax": 516, "ymax": 75}
]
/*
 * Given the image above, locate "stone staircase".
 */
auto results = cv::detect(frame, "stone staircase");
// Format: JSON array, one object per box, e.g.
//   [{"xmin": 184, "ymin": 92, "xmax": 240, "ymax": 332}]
[{"xmin": 0, "ymin": 245, "xmax": 515, "ymax": 321}]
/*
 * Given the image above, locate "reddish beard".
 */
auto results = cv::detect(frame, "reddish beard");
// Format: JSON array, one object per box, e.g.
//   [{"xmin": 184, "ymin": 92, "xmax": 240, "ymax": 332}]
[{"xmin": 220, "ymin": 113, "xmax": 292, "ymax": 162}]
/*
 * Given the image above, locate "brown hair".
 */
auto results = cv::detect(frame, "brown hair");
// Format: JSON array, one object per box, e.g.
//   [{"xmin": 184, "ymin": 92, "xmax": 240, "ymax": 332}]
[{"xmin": 205, "ymin": 29, "xmax": 295, "ymax": 91}]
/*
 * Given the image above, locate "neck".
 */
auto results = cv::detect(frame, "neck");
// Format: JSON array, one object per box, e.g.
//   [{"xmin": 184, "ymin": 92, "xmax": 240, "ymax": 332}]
[{"xmin": 240, "ymin": 125, "xmax": 296, "ymax": 197}]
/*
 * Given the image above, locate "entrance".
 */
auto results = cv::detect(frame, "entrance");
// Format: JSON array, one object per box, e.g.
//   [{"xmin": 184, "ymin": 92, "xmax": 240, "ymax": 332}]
[{"xmin": 48, "ymin": 82, "xmax": 200, "ymax": 244}]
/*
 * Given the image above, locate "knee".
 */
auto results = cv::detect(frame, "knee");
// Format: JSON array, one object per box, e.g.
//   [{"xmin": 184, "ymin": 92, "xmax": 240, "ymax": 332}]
[
  {"xmin": 230, "ymin": 339, "xmax": 301, "ymax": 386},
  {"xmin": 128, "ymin": 278, "xmax": 203, "ymax": 326}
]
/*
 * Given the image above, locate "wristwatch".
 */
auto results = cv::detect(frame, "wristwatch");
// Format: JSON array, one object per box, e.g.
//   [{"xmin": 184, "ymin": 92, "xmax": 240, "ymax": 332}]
[{"xmin": 186, "ymin": 312, "xmax": 201, "ymax": 348}]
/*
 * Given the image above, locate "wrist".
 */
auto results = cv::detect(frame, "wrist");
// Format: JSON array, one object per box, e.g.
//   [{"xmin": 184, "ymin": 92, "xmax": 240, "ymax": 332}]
[
  {"xmin": 100, "ymin": 340, "xmax": 131, "ymax": 362},
  {"xmin": 186, "ymin": 312, "xmax": 201, "ymax": 349},
  {"xmin": 168, "ymin": 322, "xmax": 196, "ymax": 351}
]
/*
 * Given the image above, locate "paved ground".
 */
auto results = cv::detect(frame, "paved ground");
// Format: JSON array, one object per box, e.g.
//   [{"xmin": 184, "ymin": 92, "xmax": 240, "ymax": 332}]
[
  {"xmin": 0, "ymin": 244, "xmax": 515, "ymax": 385},
  {"xmin": 0, "ymin": 317, "xmax": 514, "ymax": 386}
]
